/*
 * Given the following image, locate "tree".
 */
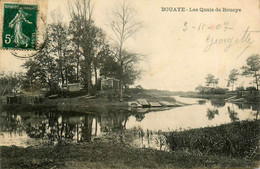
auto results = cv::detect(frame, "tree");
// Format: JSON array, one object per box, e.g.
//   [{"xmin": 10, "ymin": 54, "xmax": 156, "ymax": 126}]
[
  {"xmin": 241, "ymin": 54, "xmax": 260, "ymax": 90},
  {"xmin": 22, "ymin": 25, "xmax": 60, "ymax": 94},
  {"xmin": 110, "ymin": 0, "xmax": 141, "ymax": 101},
  {"xmin": 48, "ymin": 10, "xmax": 71, "ymax": 86},
  {"xmin": 205, "ymin": 74, "xmax": 219, "ymax": 87},
  {"xmin": 100, "ymin": 54, "xmax": 120, "ymax": 78},
  {"xmin": 120, "ymin": 50, "xmax": 141, "ymax": 88},
  {"xmin": 22, "ymin": 44, "xmax": 59, "ymax": 93},
  {"xmin": 227, "ymin": 69, "xmax": 239, "ymax": 91},
  {"xmin": 0, "ymin": 72, "xmax": 23, "ymax": 95},
  {"xmin": 100, "ymin": 49, "xmax": 141, "ymax": 91},
  {"xmin": 68, "ymin": 0, "xmax": 106, "ymax": 94},
  {"xmin": 195, "ymin": 85, "xmax": 204, "ymax": 94}
]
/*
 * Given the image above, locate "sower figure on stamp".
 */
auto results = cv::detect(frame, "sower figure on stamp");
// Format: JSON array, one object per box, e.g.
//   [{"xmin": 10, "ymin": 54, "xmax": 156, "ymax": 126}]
[{"xmin": 9, "ymin": 8, "xmax": 33, "ymax": 47}]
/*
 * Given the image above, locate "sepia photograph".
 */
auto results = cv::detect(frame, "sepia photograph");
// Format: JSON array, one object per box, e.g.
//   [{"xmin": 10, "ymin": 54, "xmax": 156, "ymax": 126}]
[{"xmin": 0, "ymin": 0, "xmax": 259, "ymax": 168}]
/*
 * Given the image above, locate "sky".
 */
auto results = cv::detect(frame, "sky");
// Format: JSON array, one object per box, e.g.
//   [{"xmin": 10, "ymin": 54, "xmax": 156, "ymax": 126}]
[{"xmin": 0, "ymin": 0, "xmax": 260, "ymax": 91}]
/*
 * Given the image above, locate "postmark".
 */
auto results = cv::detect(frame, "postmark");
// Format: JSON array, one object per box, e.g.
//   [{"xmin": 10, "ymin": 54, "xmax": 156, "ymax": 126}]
[{"xmin": 2, "ymin": 4, "xmax": 38, "ymax": 50}]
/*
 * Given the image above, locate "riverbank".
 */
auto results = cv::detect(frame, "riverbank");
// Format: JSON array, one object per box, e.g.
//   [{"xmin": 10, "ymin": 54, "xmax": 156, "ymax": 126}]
[
  {"xmin": 180, "ymin": 93, "xmax": 232, "ymax": 100},
  {"xmin": 0, "ymin": 139, "xmax": 257, "ymax": 168},
  {"xmin": 180, "ymin": 92, "xmax": 260, "ymax": 103},
  {"xmin": 1, "ymin": 120, "xmax": 259, "ymax": 169},
  {"xmin": 1, "ymin": 90, "xmax": 182, "ymax": 113},
  {"xmin": 0, "ymin": 101, "xmax": 259, "ymax": 168},
  {"xmin": 166, "ymin": 120, "xmax": 260, "ymax": 159}
]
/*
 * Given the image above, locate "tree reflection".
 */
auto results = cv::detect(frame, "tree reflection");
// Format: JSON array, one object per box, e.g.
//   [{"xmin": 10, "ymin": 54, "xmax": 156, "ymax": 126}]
[
  {"xmin": 255, "ymin": 111, "xmax": 259, "ymax": 120},
  {"xmin": 198, "ymin": 100, "xmax": 206, "ymax": 105},
  {"xmin": 251, "ymin": 103, "xmax": 260, "ymax": 120},
  {"xmin": 0, "ymin": 110, "xmax": 100, "ymax": 144},
  {"xmin": 206, "ymin": 108, "xmax": 219, "ymax": 120},
  {"xmin": 210, "ymin": 99, "xmax": 226, "ymax": 108},
  {"xmin": 135, "ymin": 114, "xmax": 145, "ymax": 122},
  {"xmin": 0, "ymin": 108, "xmax": 134, "ymax": 146},
  {"xmin": 227, "ymin": 106, "xmax": 239, "ymax": 122},
  {"xmin": 0, "ymin": 111, "xmax": 24, "ymax": 135},
  {"xmin": 100, "ymin": 109, "xmax": 129, "ymax": 132}
]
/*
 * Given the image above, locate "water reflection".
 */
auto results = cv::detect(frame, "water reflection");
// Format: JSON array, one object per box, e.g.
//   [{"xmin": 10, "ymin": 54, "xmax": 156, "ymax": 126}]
[
  {"xmin": 227, "ymin": 106, "xmax": 239, "ymax": 122},
  {"xmin": 0, "ymin": 110, "xmax": 130, "ymax": 147},
  {"xmin": 205, "ymin": 100, "xmax": 259, "ymax": 122},
  {"xmin": 233, "ymin": 102, "xmax": 259, "ymax": 120},
  {"xmin": 198, "ymin": 100, "xmax": 206, "ymax": 105},
  {"xmin": 210, "ymin": 99, "xmax": 226, "ymax": 107},
  {"xmin": 135, "ymin": 114, "xmax": 145, "ymax": 122},
  {"xmin": 100, "ymin": 109, "xmax": 128, "ymax": 132},
  {"xmin": 206, "ymin": 108, "xmax": 219, "ymax": 120},
  {"xmin": 126, "ymin": 97, "xmax": 257, "ymax": 132},
  {"xmin": 0, "ymin": 97, "xmax": 258, "ymax": 148}
]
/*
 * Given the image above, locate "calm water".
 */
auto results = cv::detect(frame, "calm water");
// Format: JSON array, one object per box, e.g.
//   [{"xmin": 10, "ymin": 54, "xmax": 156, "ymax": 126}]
[{"xmin": 0, "ymin": 96, "xmax": 258, "ymax": 147}]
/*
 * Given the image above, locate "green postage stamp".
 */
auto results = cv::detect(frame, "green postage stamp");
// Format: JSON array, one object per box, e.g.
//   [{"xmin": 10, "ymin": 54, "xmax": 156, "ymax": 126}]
[
  {"xmin": 0, "ymin": 0, "xmax": 47, "ymax": 51},
  {"xmin": 2, "ymin": 4, "xmax": 38, "ymax": 50}
]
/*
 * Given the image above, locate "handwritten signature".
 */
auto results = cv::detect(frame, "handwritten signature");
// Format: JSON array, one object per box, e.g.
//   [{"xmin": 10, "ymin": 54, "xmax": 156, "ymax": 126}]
[{"xmin": 204, "ymin": 27, "xmax": 258, "ymax": 59}]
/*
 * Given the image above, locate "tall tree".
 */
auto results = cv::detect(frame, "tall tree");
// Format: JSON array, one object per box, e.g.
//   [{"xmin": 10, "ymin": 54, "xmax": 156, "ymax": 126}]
[
  {"xmin": 22, "ymin": 26, "xmax": 59, "ymax": 93},
  {"xmin": 227, "ymin": 69, "xmax": 239, "ymax": 91},
  {"xmin": 68, "ymin": 0, "xmax": 105, "ymax": 94},
  {"xmin": 110, "ymin": 0, "xmax": 141, "ymax": 101},
  {"xmin": 22, "ymin": 50, "xmax": 58, "ymax": 93},
  {"xmin": 241, "ymin": 54, "xmax": 260, "ymax": 90},
  {"xmin": 205, "ymin": 74, "xmax": 219, "ymax": 87},
  {"xmin": 48, "ymin": 22, "xmax": 70, "ymax": 86},
  {"xmin": 93, "ymin": 43, "xmax": 110, "ymax": 86}
]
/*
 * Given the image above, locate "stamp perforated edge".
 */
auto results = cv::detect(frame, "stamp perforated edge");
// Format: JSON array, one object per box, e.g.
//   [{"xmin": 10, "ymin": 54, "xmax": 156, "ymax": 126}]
[{"xmin": 0, "ymin": 0, "xmax": 48, "ymax": 51}]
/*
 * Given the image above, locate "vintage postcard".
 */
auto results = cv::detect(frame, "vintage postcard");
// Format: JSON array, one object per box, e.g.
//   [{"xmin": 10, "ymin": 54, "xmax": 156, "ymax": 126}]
[{"xmin": 0, "ymin": 0, "xmax": 259, "ymax": 168}]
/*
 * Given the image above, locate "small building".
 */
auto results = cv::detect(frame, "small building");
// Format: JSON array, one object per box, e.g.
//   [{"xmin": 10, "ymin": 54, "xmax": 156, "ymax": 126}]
[
  {"xmin": 61, "ymin": 83, "xmax": 83, "ymax": 92},
  {"xmin": 67, "ymin": 83, "xmax": 83, "ymax": 92},
  {"xmin": 101, "ymin": 78, "xmax": 120, "ymax": 90}
]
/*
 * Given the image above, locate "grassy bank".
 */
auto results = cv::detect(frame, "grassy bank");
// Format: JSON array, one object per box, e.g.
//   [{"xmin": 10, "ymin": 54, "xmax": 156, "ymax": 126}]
[
  {"xmin": 41, "ymin": 90, "xmax": 178, "ymax": 113},
  {"xmin": 0, "ymin": 141, "xmax": 257, "ymax": 169},
  {"xmin": 1, "ymin": 89, "xmax": 181, "ymax": 113},
  {"xmin": 0, "ymin": 121, "xmax": 259, "ymax": 169},
  {"xmin": 166, "ymin": 120, "xmax": 260, "ymax": 160}
]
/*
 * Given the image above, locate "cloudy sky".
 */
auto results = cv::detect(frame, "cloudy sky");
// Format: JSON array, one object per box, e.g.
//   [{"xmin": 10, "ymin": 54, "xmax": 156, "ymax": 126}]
[{"xmin": 0, "ymin": 0, "xmax": 260, "ymax": 91}]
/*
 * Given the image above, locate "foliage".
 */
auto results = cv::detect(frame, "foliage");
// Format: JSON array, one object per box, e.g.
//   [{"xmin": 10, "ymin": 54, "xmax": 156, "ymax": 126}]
[
  {"xmin": 227, "ymin": 69, "xmax": 239, "ymax": 91},
  {"xmin": 110, "ymin": 0, "xmax": 141, "ymax": 100},
  {"xmin": 100, "ymin": 49, "xmax": 141, "ymax": 89},
  {"xmin": 1, "ymin": 139, "xmax": 257, "ymax": 169},
  {"xmin": 205, "ymin": 74, "xmax": 219, "ymax": 87},
  {"xmin": 0, "ymin": 72, "xmax": 23, "ymax": 94},
  {"xmin": 14, "ymin": 0, "xmax": 143, "ymax": 97},
  {"xmin": 195, "ymin": 85, "xmax": 228, "ymax": 94},
  {"xmin": 246, "ymin": 86, "xmax": 257, "ymax": 91},
  {"xmin": 48, "ymin": 23, "xmax": 68, "ymax": 83},
  {"xmin": 241, "ymin": 54, "xmax": 260, "ymax": 90},
  {"xmin": 235, "ymin": 86, "xmax": 244, "ymax": 91},
  {"xmin": 22, "ymin": 28, "xmax": 60, "ymax": 94},
  {"xmin": 213, "ymin": 87, "xmax": 229, "ymax": 94},
  {"xmin": 166, "ymin": 120, "xmax": 259, "ymax": 158},
  {"xmin": 67, "ymin": 0, "xmax": 108, "ymax": 94}
]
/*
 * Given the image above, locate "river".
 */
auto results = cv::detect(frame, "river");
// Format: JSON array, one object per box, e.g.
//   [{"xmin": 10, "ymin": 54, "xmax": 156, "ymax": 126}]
[{"xmin": 0, "ymin": 96, "xmax": 258, "ymax": 148}]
